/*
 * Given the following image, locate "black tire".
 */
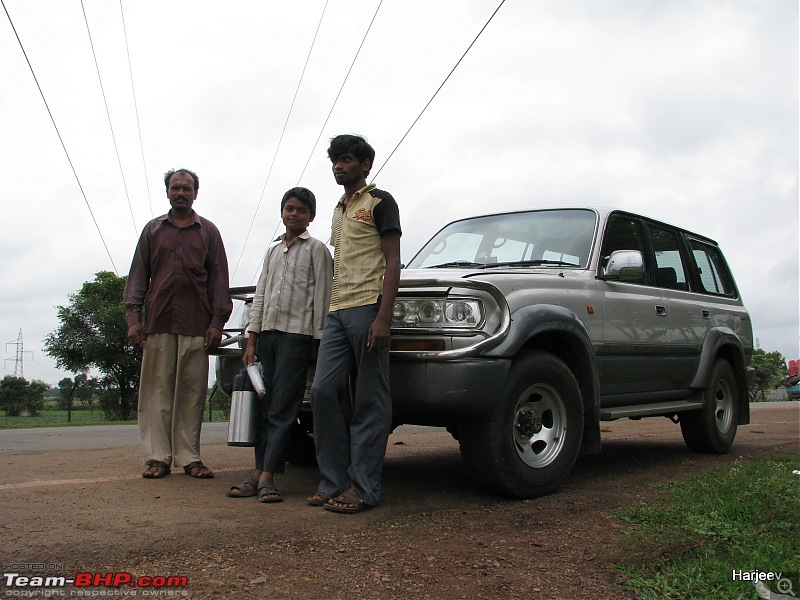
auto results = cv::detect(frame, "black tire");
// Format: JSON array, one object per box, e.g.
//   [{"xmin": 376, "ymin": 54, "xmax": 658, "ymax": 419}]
[
  {"xmin": 458, "ymin": 351, "xmax": 584, "ymax": 498},
  {"xmin": 286, "ymin": 414, "xmax": 317, "ymax": 466},
  {"xmin": 680, "ymin": 359, "xmax": 738, "ymax": 453}
]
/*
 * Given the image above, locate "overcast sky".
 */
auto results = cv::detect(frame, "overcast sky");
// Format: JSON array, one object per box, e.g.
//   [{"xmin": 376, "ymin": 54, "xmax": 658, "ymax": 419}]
[{"xmin": 1, "ymin": 0, "xmax": 797, "ymax": 385}]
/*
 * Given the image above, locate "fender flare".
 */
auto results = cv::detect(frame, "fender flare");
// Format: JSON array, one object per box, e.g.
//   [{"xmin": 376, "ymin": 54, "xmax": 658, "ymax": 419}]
[
  {"xmin": 488, "ymin": 304, "xmax": 602, "ymax": 453},
  {"xmin": 691, "ymin": 327, "xmax": 751, "ymax": 425}
]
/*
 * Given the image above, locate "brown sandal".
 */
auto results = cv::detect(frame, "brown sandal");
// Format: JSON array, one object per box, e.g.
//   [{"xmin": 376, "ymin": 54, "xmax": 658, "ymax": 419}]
[
  {"xmin": 142, "ymin": 461, "xmax": 170, "ymax": 479},
  {"xmin": 307, "ymin": 491, "xmax": 334, "ymax": 506},
  {"xmin": 324, "ymin": 489, "xmax": 369, "ymax": 514},
  {"xmin": 183, "ymin": 461, "xmax": 214, "ymax": 478}
]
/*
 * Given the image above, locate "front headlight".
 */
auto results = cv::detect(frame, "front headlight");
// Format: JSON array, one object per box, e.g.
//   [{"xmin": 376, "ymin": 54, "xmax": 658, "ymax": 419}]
[{"xmin": 391, "ymin": 298, "xmax": 483, "ymax": 329}]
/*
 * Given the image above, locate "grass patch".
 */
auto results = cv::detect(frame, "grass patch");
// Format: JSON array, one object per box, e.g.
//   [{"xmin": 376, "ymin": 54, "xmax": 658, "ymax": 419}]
[
  {"xmin": 611, "ymin": 456, "xmax": 800, "ymax": 599},
  {"xmin": 0, "ymin": 409, "xmax": 229, "ymax": 429}
]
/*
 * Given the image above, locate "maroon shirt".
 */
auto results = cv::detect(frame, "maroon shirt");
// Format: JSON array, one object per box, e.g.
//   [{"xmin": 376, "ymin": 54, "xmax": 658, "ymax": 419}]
[{"xmin": 124, "ymin": 211, "xmax": 232, "ymax": 336}]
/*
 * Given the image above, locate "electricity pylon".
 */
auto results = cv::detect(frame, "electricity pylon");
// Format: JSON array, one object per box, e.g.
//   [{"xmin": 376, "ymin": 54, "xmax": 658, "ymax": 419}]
[{"xmin": 5, "ymin": 329, "xmax": 33, "ymax": 378}]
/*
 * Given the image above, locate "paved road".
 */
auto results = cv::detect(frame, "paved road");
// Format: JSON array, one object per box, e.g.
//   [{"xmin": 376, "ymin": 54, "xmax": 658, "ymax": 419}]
[
  {"xmin": 0, "ymin": 422, "xmax": 228, "ymax": 452},
  {"xmin": 0, "ymin": 402, "xmax": 795, "ymax": 453}
]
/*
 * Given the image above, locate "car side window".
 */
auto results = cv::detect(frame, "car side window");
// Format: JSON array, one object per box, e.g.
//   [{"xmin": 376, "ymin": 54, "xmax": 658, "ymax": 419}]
[
  {"xmin": 600, "ymin": 216, "xmax": 651, "ymax": 285},
  {"xmin": 648, "ymin": 225, "xmax": 689, "ymax": 291},
  {"xmin": 689, "ymin": 239, "xmax": 736, "ymax": 297}
]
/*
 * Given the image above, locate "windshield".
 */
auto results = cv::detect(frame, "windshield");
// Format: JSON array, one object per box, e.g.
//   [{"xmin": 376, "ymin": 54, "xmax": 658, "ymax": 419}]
[{"xmin": 407, "ymin": 209, "xmax": 596, "ymax": 269}]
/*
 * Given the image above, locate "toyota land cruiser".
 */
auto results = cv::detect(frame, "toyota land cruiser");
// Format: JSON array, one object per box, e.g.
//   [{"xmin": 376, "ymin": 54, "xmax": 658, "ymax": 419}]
[{"xmin": 216, "ymin": 207, "xmax": 754, "ymax": 498}]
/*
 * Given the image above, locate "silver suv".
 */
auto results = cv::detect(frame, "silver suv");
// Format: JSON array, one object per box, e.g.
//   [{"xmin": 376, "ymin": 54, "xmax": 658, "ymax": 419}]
[{"xmin": 217, "ymin": 207, "xmax": 754, "ymax": 498}]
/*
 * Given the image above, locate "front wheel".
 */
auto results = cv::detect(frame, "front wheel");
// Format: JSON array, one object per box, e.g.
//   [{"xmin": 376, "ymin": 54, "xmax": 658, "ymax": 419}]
[
  {"xmin": 680, "ymin": 359, "xmax": 739, "ymax": 453},
  {"xmin": 458, "ymin": 351, "xmax": 584, "ymax": 498}
]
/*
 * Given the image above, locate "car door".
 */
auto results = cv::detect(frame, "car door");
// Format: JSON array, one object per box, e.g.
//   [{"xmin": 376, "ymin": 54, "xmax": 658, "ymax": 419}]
[
  {"xmin": 596, "ymin": 214, "xmax": 672, "ymax": 400},
  {"xmin": 646, "ymin": 223, "xmax": 705, "ymax": 391}
]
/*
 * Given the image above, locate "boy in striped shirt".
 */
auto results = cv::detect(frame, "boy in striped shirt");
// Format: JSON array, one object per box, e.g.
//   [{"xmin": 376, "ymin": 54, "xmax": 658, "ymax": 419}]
[{"xmin": 229, "ymin": 187, "xmax": 332, "ymax": 503}]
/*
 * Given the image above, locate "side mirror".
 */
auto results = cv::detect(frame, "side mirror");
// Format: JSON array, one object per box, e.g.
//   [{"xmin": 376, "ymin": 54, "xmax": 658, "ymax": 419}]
[{"xmin": 600, "ymin": 250, "xmax": 645, "ymax": 281}]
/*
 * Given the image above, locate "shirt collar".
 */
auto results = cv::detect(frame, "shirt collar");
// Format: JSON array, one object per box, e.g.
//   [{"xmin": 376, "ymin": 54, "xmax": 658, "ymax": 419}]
[
  {"xmin": 337, "ymin": 183, "xmax": 376, "ymax": 208},
  {"xmin": 159, "ymin": 210, "xmax": 201, "ymax": 227},
  {"xmin": 274, "ymin": 230, "xmax": 311, "ymax": 243}
]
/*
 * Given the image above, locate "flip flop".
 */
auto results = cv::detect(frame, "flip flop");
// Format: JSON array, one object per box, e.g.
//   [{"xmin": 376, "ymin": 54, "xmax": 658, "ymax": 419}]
[
  {"xmin": 258, "ymin": 480, "xmax": 283, "ymax": 503},
  {"xmin": 227, "ymin": 477, "xmax": 259, "ymax": 498}
]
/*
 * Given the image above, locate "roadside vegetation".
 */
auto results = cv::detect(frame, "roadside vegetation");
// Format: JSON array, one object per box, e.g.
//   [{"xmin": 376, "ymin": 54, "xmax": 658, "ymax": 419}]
[
  {"xmin": 611, "ymin": 456, "xmax": 800, "ymax": 599},
  {"xmin": 0, "ymin": 393, "xmax": 229, "ymax": 428},
  {"xmin": 3, "ymin": 272, "xmax": 795, "ymax": 428},
  {"xmin": 749, "ymin": 348, "xmax": 793, "ymax": 402}
]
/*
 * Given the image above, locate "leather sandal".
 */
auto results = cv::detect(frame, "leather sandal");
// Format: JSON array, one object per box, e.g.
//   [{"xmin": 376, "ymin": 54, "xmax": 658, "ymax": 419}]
[
  {"xmin": 142, "ymin": 460, "xmax": 170, "ymax": 479},
  {"xmin": 257, "ymin": 480, "xmax": 283, "ymax": 503},
  {"xmin": 183, "ymin": 461, "xmax": 214, "ymax": 478},
  {"xmin": 324, "ymin": 489, "xmax": 369, "ymax": 514},
  {"xmin": 227, "ymin": 477, "xmax": 258, "ymax": 497},
  {"xmin": 307, "ymin": 491, "xmax": 334, "ymax": 506}
]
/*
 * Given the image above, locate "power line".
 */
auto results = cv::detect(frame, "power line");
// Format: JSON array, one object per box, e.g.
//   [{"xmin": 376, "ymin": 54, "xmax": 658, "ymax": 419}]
[
  {"xmin": 294, "ymin": 0, "xmax": 384, "ymax": 185},
  {"xmin": 1, "ymin": 0, "xmax": 119, "ymax": 275},
  {"xmin": 120, "ymin": 0, "xmax": 153, "ymax": 221},
  {"xmin": 371, "ymin": 0, "xmax": 507, "ymax": 182},
  {"xmin": 244, "ymin": 0, "xmax": 385, "ymax": 288},
  {"xmin": 81, "ymin": 0, "xmax": 138, "ymax": 236},
  {"xmin": 231, "ymin": 0, "xmax": 331, "ymax": 283}
]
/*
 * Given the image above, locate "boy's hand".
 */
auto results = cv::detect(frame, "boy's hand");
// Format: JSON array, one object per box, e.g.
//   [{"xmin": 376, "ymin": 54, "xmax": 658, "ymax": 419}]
[
  {"xmin": 367, "ymin": 316, "xmax": 391, "ymax": 352},
  {"xmin": 242, "ymin": 346, "xmax": 256, "ymax": 366},
  {"xmin": 243, "ymin": 332, "xmax": 259, "ymax": 365}
]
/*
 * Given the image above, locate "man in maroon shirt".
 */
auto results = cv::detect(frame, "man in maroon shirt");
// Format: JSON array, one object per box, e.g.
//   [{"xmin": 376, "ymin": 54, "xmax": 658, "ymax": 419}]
[{"xmin": 124, "ymin": 169, "xmax": 232, "ymax": 479}]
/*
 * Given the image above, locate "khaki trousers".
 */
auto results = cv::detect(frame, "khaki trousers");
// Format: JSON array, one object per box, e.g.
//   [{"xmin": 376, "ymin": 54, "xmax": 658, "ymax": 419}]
[{"xmin": 138, "ymin": 333, "xmax": 208, "ymax": 468}]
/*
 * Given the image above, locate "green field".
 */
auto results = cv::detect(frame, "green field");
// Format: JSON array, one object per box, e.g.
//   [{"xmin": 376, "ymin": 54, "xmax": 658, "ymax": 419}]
[{"xmin": 0, "ymin": 408, "xmax": 229, "ymax": 428}]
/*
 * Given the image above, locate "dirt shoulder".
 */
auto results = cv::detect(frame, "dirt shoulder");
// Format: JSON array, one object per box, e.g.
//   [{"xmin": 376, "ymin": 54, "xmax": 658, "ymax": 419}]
[{"xmin": 1, "ymin": 402, "xmax": 798, "ymax": 599}]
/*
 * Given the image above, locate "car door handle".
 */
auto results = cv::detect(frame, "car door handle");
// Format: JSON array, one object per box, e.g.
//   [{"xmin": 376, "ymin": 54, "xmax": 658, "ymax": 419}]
[
  {"xmin": 702, "ymin": 309, "xmax": 710, "ymax": 319},
  {"xmin": 655, "ymin": 305, "xmax": 667, "ymax": 316}
]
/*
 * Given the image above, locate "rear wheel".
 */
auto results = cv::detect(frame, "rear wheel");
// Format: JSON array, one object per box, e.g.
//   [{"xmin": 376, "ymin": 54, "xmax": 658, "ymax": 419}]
[
  {"xmin": 680, "ymin": 359, "xmax": 738, "ymax": 453},
  {"xmin": 458, "ymin": 351, "xmax": 584, "ymax": 498}
]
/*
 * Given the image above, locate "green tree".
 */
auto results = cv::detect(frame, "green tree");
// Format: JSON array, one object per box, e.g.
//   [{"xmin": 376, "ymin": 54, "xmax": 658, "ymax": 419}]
[
  {"xmin": 57, "ymin": 374, "xmax": 96, "ymax": 413},
  {"xmin": 0, "ymin": 376, "xmax": 47, "ymax": 416},
  {"xmin": 44, "ymin": 271, "xmax": 141, "ymax": 420},
  {"xmin": 748, "ymin": 348, "xmax": 787, "ymax": 401}
]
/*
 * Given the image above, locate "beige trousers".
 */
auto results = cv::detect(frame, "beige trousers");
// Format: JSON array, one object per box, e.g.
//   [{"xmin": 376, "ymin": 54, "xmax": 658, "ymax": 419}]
[{"xmin": 138, "ymin": 333, "xmax": 209, "ymax": 468}]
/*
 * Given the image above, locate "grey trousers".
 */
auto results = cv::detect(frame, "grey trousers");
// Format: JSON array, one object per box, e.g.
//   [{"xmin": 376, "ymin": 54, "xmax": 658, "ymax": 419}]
[{"xmin": 311, "ymin": 304, "xmax": 392, "ymax": 506}]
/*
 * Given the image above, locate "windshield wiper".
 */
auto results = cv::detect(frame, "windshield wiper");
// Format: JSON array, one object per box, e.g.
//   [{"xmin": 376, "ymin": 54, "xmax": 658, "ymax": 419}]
[
  {"xmin": 426, "ymin": 261, "xmax": 486, "ymax": 269},
  {"xmin": 485, "ymin": 259, "xmax": 579, "ymax": 268}
]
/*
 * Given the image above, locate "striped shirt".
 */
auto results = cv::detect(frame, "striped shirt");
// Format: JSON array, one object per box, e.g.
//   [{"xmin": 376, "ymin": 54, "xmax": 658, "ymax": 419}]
[
  {"xmin": 247, "ymin": 231, "xmax": 333, "ymax": 339},
  {"xmin": 330, "ymin": 184, "xmax": 401, "ymax": 311}
]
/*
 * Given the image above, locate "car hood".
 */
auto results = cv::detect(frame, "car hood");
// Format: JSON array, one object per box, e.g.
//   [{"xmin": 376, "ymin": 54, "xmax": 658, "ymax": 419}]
[{"xmin": 400, "ymin": 267, "xmax": 582, "ymax": 283}]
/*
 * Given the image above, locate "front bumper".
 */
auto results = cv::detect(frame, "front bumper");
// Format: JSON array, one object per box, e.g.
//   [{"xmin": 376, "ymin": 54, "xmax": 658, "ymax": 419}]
[{"xmin": 389, "ymin": 357, "xmax": 511, "ymax": 417}]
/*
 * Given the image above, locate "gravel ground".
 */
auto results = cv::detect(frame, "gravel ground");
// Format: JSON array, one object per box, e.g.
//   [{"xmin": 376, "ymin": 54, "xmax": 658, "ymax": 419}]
[{"xmin": 1, "ymin": 402, "xmax": 797, "ymax": 599}]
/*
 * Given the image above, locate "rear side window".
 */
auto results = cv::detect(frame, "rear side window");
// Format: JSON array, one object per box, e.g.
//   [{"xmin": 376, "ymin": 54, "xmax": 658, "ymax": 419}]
[{"xmin": 689, "ymin": 240, "xmax": 736, "ymax": 297}]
